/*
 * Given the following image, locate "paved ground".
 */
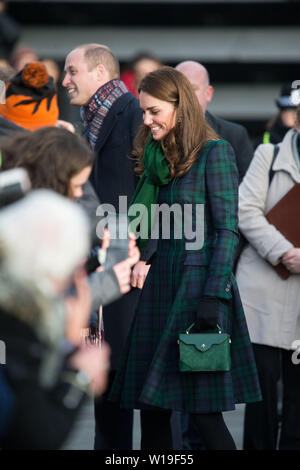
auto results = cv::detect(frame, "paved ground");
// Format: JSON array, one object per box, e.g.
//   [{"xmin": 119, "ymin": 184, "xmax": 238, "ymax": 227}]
[{"xmin": 61, "ymin": 400, "xmax": 245, "ymax": 450}]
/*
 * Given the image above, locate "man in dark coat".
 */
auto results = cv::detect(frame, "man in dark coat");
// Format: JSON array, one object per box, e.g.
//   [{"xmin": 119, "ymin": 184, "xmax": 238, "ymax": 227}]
[
  {"xmin": 63, "ymin": 44, "xmax": 143, "ymax": 450},
  {"xmin": 176, "ymin": 61, "xmax": 253, "ymax": 183}
]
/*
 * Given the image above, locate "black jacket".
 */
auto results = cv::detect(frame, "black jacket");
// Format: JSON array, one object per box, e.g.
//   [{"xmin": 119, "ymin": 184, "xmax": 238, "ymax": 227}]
[
  {"xmin": 0, "ymin": 312, "xmax": 86, "ymax": 450},
  {"xmin": 206, "ymin": 111, "xmax": 253, "ymax": 183},
  {"xmin": 90, "ymin": 92, "xmax": 142, "ymax": 207},
  {"xmin": 0, "ymin": 116, "xmax": 26, "ymax": 140}
]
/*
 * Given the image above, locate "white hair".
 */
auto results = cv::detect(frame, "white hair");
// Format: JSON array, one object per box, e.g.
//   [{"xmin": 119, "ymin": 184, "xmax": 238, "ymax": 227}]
[{"xmin": 0, "ymin": 190, "xmax": 90, "ymax": 292}]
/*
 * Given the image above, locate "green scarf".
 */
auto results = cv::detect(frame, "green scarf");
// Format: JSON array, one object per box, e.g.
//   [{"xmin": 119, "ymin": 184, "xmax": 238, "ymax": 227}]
[{"xmin": 128, "ymin": 137, "xmax": 172, "ymax": 251}]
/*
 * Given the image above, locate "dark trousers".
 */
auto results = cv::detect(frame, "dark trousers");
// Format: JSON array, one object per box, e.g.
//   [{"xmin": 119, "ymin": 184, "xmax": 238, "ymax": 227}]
[
  {"xmin": 140, "ymin": 409, "xmax": 236, "ymax": 450},
  {"xmin": 244, "ymin": 343, "xmax": 300, "ymax": 450},
  {"xmin": 94, "ymin": 371, "xmax": 133, "ymax": 450},
  {"xmin": 181, "ymin": 413, "xmax": 206, "ymax": 450}
]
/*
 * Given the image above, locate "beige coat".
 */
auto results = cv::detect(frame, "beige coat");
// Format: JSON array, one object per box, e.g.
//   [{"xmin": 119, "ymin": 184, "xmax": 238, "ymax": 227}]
[{"xmin": 236, "ymin": 129, "xmax": 300, "ymax": 350}]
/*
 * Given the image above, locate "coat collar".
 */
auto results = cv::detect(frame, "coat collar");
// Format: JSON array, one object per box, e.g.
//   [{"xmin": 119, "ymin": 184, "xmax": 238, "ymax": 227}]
[
  {"xmin": 205, "ymin": 111, "xmax": 218, "ymax": 130},
  {"xmin": 272, "ymin": 129, "xmax": 300, "ymax": 183},
  {"xmin": 94, "ymin": 92, "xmax": 135, "ymax": 154}
]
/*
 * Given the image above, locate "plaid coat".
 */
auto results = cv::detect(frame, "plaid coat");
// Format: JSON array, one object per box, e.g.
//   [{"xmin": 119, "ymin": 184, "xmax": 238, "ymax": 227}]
[{"xmin": 110, "ymin": 140, "xmax": 262, "ymax": 413}]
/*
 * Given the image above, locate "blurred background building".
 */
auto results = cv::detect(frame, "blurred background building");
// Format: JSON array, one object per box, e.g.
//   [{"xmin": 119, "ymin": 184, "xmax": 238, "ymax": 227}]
[{"xmin": 2, "ymin": 0, "xmax": 300, "ymax": 143}]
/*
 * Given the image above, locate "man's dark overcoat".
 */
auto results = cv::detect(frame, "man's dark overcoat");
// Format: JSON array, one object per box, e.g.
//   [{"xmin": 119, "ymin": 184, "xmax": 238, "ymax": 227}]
[
  {"xmin": 89, "ymin": 92, "xmax": 142, "ymax": 370},
  {"xmin": 206, "ymin": 111, "xmax": 253, "ymax": 183}
]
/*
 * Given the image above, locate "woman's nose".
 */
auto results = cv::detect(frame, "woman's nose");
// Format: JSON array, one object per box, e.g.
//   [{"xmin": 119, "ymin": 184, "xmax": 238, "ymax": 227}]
[{"xmin": 143, "ymin": 114, "xmax": 152, "ymax": 126}]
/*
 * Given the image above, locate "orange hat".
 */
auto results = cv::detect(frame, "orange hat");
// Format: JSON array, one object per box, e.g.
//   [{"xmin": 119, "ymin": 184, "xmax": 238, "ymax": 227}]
[{"xmin": 0, "ymin": 62, "xmax": 59, "ymax": 131}]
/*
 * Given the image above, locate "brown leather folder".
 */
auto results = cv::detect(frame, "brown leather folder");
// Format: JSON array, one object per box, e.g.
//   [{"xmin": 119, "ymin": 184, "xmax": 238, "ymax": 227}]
[{"xmin": 265, "ymin": 183, "xmax": 300, "ymax": 280}]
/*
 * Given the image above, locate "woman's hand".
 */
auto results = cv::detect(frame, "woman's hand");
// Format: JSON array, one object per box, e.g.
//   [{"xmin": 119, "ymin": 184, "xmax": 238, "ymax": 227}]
[
  {"xmin": 131, "ymin": 260, "xmax": 151, "ymax": 289},
  {"xmin": 128, "ymin": 233, "xmax": 140, "ymax": 267},
  {"xmin": 55, "ymin": 119, "xmax": 76, "ymax": 134},
  {"xmin": 282, "ymin": 248, "xmax": 300, "ymax": 273}
]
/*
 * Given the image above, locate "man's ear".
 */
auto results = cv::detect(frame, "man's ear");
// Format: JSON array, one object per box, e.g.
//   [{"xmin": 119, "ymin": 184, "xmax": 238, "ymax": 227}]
[
  {"xmin": 96, "ymin": 63, "xmax": 106, "ymax": 82},
  {"xmin": 205, "ymin": 85, "xmax": 214, "ymax": 105}
]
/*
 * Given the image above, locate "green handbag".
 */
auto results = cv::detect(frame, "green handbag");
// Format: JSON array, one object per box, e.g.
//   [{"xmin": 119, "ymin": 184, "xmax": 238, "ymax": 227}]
[{"xmin": 178, "ymin": 324, "xmax": 231, "ymax": 372}]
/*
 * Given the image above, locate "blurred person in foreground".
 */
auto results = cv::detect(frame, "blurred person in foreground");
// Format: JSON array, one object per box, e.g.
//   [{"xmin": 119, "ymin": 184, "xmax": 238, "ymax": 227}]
[
  {"xmin": 0, "ymin": 61, "xmax": 59, "ymax": 138},
  {"xmin": 0, "ymin": 60, "xmax": 100, "ymax": 237},
  {"xmin": 236, "ymin": 104, "xmax": 300, "ymax": 450},
  {"xmin": 63, "ymin": 43, "xmax": 146, "ymax": 450},
  {"xmin": 0, "ymin": 190, "xmax": 110, "ymax": 449},
  {"xmin": 0, "ymin": 60, "xmax": 76, "ymax": 136},
  {"xmin": 0, "ymin": 126, "xmax": 140, "ymax": 309},
  {"xmin": 0, "ymin": 61, "xmax": 58, "ymax": 131}
]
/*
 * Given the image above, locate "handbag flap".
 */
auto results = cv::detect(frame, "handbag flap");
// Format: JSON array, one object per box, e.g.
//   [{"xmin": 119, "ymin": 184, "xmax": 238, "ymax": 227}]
[{"xmin": 179, "ymin": 333, "xmax": 229, "ymax": 352}]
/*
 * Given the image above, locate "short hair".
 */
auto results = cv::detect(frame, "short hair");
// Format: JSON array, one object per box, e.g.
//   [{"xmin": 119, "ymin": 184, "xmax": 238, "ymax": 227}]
[
  {"xmin": 131, "ymin": 52, "xmax": 162, "ymax": 71},
  {"xmin": 176, "ymin": 61, "xmax": 211, "ymax": 86},
  {"xmin": 77, "ymin": 43, "xmax": 120, "ymax": 79}
]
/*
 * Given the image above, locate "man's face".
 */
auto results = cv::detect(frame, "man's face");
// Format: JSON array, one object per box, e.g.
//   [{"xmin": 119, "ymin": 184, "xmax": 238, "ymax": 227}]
[
  {"xmin": 176, "ymin": 63, "xmax": 213, "ymax": 114},
  {"xmin": 281, "ymin": 109, "xmax": 297, "ymax": 128},
  {"xmin": 62, "ymin": 48, "xmax": 100, "ymax": 106},
  {"xmin": 134, "ymin": 59, "xmax": 161, "ymax": 88}
]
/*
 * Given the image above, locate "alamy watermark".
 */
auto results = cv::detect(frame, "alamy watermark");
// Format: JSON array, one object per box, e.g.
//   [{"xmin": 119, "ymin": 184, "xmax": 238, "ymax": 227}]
[
  {"xmin": 0, "ymin": 340, "xmax": 6, "ymax": 365},
  {"xmin": 291, "ymin": 80, "xmax": 300, "ymax": 106},
  {"xmin": 95, "ymin": 196, "xmax": 204, "ymax": 251},
  {"xmin": 291, "ymin": 340, "xmax": 300, "ymax": 365}
]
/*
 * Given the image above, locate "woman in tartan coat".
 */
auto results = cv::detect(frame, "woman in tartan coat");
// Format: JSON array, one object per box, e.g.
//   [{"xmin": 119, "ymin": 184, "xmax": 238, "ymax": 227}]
[{"xmin": 110, "ymin": 67, "xmax": 261, "ymax": 449}]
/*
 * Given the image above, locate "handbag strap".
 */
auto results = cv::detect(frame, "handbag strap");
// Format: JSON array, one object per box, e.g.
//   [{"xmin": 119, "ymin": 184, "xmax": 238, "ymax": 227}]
[{"xmin": 186, "ymin": 323, "xmax": 222, "ymax": 334}]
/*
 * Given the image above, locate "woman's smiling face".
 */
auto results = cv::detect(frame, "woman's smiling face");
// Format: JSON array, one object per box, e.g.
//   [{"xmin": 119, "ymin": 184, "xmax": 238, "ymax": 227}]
[{"xmin": 139, "ymin": 91, "xmax": 177, "ymax": 141}]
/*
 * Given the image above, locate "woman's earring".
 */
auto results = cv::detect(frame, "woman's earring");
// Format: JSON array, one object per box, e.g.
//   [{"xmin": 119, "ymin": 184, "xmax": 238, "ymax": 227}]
[{"xmin": 178, "ymin": 117, "xmax": 182, "ymax": 123}]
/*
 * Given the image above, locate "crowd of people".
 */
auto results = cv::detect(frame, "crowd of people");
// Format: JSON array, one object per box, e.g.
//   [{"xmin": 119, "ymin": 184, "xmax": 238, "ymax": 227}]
[{"xmin": 0, "ymin": 18, "xmax": 300, "ymax": 451}]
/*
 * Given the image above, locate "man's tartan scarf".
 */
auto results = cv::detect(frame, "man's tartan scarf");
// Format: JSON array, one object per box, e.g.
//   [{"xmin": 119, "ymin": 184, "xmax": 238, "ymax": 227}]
[{"xmin": 81, "ymin": 79, "xmax": 128, "ymax": 150}]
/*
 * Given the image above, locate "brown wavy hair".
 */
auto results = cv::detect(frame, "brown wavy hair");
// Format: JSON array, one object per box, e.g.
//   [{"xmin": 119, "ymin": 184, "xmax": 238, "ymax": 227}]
[
  {"xmin": 0, "ymin": 127, "xmax": 94, "ymax": 197},
  {"xmin": 134, "ymin": 66, "xmax": 219, "ymax": 178}
]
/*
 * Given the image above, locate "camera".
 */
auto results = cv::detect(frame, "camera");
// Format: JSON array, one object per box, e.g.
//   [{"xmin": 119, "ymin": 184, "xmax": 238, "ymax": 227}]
[
  {"xmin": 105, "ymin": 213, "xmax": 129, "ymax": 270},
  {"xmin": 0, "ymin": 168, "xmax": 31, "ymax": 208}
]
